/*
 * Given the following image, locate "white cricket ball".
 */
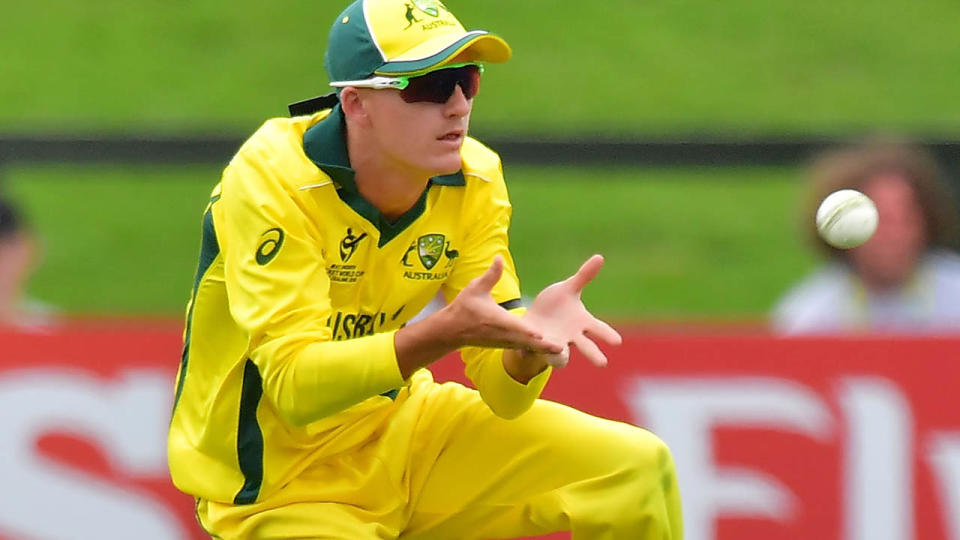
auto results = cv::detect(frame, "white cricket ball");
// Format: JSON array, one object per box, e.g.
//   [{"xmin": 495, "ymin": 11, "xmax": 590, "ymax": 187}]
[{"xmin": 816, "ymin": 189, "xmax": 879, "ymax": 249}]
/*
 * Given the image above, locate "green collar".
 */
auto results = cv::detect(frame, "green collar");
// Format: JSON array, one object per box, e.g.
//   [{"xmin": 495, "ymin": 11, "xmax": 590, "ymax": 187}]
[{"xmin": 303, "ymin": 105, "xmax": 465, "ymax": 246}]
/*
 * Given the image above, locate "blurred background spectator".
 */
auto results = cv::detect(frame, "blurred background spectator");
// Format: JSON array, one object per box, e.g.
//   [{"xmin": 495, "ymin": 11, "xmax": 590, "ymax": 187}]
[
  {"xmin": 771, "ymin": 140, "xmax": 960, "ymax": 334},
  {"xmin": 0, "ymin": 195, "xmax": 56, "ymax": 328}
]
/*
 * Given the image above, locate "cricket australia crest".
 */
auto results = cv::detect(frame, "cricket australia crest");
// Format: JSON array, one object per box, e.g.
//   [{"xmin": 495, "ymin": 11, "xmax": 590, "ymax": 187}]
[
  {"xmin": 417, "ymin": 234, "xmax": 445, "ymax": 270},
  {"xmin": 413, "ymin": 0, "xmax": 443, "ymax": 17}
]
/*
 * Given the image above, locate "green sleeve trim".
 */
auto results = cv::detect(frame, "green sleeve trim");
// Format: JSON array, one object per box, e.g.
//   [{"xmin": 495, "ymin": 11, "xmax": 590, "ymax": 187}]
[
  {"xmin": 498, "ymin": 298, "xmax": 523, "ymax": 310},
  {"xmin": 233, "ymin": 359, "xmax": 265, "ymax": 505},
  {"xmin": 173, "ymin": 197, "xmax": 221, "ymax": 413}
]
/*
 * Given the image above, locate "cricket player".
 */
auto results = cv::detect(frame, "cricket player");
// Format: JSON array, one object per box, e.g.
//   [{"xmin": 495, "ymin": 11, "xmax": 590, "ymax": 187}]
[{"xmin": 167, "ymin": 0, "xmax": 683, "ymax": 537}]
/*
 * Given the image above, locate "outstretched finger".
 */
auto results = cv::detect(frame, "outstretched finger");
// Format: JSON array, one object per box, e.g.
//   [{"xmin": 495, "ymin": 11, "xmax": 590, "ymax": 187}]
[
  {"xmin": 509, "ymin": 332, "xmax": 565, "ymax": 355},
  {"xmin": 585, "ymin": 318, "xmax": 623, "ymax": 346},
  {"xmin": 566, "ymin": 254, "xmax": 605, "ymax": 293},
  {"xmin": 573, "ymin": 334, "xmax": 608, "ymax": 367},
  {"xmin": 468, "ymin": 256, "xmax": 504, "ymax": 294}
]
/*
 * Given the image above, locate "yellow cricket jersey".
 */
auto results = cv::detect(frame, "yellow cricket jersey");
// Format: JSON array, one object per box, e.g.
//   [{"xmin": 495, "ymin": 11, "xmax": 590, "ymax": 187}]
[{"xmin": 167, "ymin": 105, "xmax": 551, "ymax": 505}]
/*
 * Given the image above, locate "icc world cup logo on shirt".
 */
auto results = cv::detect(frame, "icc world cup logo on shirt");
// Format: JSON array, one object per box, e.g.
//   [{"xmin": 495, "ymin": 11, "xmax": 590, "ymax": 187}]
[
  {"xmin": 328, "ymin": 228, "xmax": 368, "ymax": 283},
  {"xmin": 339, "ymin": 228, "xmax": 368, "ymax": 263}
]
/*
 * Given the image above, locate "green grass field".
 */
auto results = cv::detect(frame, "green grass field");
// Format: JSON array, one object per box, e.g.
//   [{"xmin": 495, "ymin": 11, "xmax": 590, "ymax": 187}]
[
  {"xmin": 4, "ymin": 164, "xmax": 815, "ymax": 319},
  {"xmin": 3, "ymin": 0, "xmax": 960, "ymax": 135}
]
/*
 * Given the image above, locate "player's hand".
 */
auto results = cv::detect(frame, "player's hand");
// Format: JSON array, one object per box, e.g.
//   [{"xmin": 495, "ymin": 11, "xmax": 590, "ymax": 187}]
[
  {"xmin": 441, "ymin": 256, "xmax": 564, "ymax": 354},
  {"xmin": 522, "ymin": 254, "xmax": 622, "ymax": 368}
]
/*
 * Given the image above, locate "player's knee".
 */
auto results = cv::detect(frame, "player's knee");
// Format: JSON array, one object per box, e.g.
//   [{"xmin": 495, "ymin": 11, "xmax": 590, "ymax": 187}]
[
  {"xmin": 574, "ymin": 428, "xmax": 678, "ymax": 534},
  {"xmin": 623, "ymin": 428, "xmax": 676, "ymax": 486},
  {"xmin": 628, "ymin": 428, "xmax": 671, "ymax": 465},
  {"xmin": 614, "ymin": 429, "xmax": 681, "ymax": 527}
]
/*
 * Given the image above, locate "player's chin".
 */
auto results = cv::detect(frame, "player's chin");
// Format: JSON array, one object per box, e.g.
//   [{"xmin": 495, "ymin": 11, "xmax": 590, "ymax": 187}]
[{"xmin": 426, "ymin": 146, "xmax": 464, "ymax": 176}]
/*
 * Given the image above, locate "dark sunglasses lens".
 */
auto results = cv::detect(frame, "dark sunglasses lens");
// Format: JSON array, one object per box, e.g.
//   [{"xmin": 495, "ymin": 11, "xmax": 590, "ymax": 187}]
[
  {"xmin": 400, "ymin": 65, "xmax": 482, "ymax": 104},
  {"xmin": 455, "ymin": 65, "xmax": 481, "ymax": 99}
]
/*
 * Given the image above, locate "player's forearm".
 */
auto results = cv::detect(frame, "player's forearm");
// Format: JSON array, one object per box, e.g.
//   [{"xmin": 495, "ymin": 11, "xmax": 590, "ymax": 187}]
[
  {"xmin": 394, "ymin": 308, "xmax": 461, "ymax": 379},
  {"xmin": 255, "ymin": 331, "xmax": 406, "ymax": 426},
  {"xmin": 393, "ymin": 302, "xmax": 551, "ymax": 379}
]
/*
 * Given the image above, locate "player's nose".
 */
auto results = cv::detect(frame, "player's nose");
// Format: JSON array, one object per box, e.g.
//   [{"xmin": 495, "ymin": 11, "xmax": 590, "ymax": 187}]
[{"xmin": 444, "ymin": 85, "xmax": 471, "ymax": 117}]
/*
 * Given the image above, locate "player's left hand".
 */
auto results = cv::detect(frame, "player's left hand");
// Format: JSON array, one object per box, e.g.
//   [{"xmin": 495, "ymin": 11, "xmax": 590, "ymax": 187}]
[{"xmin": 523, "ymin": 254, "xmax": 623, "ymax": 368}]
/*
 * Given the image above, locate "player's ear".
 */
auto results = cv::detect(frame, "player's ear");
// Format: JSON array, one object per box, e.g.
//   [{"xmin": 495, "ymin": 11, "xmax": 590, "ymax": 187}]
[{"xmin": 339, "ymin": 87, "xmax": 371, "ymax": 126}]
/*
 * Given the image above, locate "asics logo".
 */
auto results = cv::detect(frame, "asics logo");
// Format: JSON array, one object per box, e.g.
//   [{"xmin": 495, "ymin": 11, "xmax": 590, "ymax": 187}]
[{"xmin": 256, "ymin": 228, "xmax": 284, "ymax": 265}]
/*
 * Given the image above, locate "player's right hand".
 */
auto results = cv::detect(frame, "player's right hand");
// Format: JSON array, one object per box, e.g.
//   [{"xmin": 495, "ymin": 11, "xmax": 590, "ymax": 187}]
[
  {"xmin": 522, "ymin": 254, "xmax": 623, "ymax": 368},
  {"xmin": 441, "ymin": 256, "xmax": 564, "ymax": 354}
]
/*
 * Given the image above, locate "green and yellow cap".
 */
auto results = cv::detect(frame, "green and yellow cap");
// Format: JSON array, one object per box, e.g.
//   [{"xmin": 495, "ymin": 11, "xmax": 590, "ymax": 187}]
[{"xmin": 324, "ymin": 0, "xmax": 512, "ymax": 84}]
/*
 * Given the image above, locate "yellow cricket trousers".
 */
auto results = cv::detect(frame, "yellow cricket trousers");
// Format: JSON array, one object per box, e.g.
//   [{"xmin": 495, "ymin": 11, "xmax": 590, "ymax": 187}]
[{"xmin": 196, "ymin": 381, "xmax": 683, "ymax": 539}]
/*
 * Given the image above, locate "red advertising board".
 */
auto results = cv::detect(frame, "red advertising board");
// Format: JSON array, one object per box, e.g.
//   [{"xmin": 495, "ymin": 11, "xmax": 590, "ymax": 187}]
[{"xmin": 2, "ymin": 323, "xmax": 958, "ymax": 540}]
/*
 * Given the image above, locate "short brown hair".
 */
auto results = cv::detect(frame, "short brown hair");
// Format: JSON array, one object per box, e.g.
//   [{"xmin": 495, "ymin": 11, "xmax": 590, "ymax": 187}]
[
  {"xmin": 0, "ymin": 197, "xmax": 25, "ymax": 239},
  {"xmin": 802, "ymin": 139, "xmax": 960, "ymax": 257}
]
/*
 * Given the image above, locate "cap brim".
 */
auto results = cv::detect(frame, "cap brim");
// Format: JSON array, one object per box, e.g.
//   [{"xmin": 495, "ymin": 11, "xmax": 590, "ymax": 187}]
[{"xmin": 374, "ymin": 31, "xmax": 512, "ymax": 77}]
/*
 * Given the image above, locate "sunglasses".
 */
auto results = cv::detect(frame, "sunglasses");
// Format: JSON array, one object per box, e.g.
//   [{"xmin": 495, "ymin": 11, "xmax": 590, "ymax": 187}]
[{"xmin": 330, "ymin": 63, "xmax": 483, "ymax": 104}]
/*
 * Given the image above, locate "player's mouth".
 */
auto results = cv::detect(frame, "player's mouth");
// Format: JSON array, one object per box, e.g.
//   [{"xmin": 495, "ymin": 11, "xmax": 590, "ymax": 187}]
[{"xmin": 437, "ymin": 129, "xmax": 464, "ymax": 147}]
